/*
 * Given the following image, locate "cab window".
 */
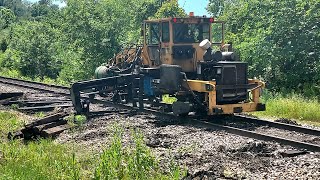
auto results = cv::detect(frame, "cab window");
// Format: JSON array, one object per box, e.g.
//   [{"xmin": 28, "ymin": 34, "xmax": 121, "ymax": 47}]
[
  {"xmin": 173, "ymin": 23, "xmax": 210, "ymax": 43},
  {"xmin": 162, "ymin": 22, "xmax": 170, "ymax": 42},
  {"xmin": 212, "ymin": 22, "xmax": 223, "ymax": 43},
  {"xmin": 202, "ymin": 23, "xmax": 210, "ymax": 40},
  {"xmin": 145, "ymin": 23, "xmax": 160, "ymax": 45}
]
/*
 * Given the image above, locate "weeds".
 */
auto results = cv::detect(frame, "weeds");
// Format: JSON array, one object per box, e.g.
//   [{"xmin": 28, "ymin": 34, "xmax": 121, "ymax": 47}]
[
  {"xmin": 94, "ymin": 126, "xmax": 185, "ymax": 180},
  {"xmin": 65, "ymin": 114, "xmax": 87, "ymax": 129},
  {"xmin": 74, "ymin": 115, "xmax": 87, "ymax": 126},
  {"xmin": 10, "ymin": 104, "xmax": 19, "ymax": 110},
  {"xmin": 0, "ymin": 140, "xmax": 82, "ymax": 180},
  {"xmin": 0, "ymin": 111, "xmax": 23, "ymax": 139},
  {"xmin": 72, "ymin": 152, "xmax": 81, "ymax": 180},
  {"xmin": 253, "ymin": 92, "xmax": 320, "ymax": 123},
  {"xmin": 35, "ymin": 111, "xmax": 46, "ymax": 118}
]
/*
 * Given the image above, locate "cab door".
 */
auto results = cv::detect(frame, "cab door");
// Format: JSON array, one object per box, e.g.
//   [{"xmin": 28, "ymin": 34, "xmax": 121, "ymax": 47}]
[
  {"xmin": 159, "ymin": 21, "xmax": 171, "ymax": 65},
  {"xmin": 145, "ymin": 23, "xmax": 160, "ymax": 66}
]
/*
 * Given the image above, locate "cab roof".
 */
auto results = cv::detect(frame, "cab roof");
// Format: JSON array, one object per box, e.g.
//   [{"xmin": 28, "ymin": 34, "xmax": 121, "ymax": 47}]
[{"xmin": 144, "ymin": 16, "xmax": 214, "ymax": 23}]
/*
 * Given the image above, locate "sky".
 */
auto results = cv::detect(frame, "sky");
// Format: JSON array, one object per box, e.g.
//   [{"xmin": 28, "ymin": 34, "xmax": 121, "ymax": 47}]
[
  {"xmin": 178, "ymin": 0, "xmax": 210, "ymax": 16},
  {"xmin": 26, "ymin": 0, "xmax": 66, "ymax": 7},
  {"xmin": 26, "ymin": 0, "xmax": 210, "ymax": 16}
]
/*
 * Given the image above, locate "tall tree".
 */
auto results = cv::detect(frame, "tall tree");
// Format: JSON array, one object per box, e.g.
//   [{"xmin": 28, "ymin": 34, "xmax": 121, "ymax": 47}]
[
  {"xmin": 4, "ymin": 21, "xmax": 62, "ymax": 79},
  {"xmin": 0, "ymin": 7, "xmax": 15, "ymax": 29},
  {"xmin": 0, "ymin": 0, "xmax": 189, "ymax": 83},
  {"xmin": 0, "ymin": 0, "xmax": 30, "ymax": 17},
  {"xmin": 154, "ymin": 0, "xmax": 186, "ymax": 18},
  {"xmin": 208, "ymin": 0, "xmax": 320, "ymax": 95},
  {"xmin": 59, "ymin": 0, "xmax": 166, "ymax": 80}
]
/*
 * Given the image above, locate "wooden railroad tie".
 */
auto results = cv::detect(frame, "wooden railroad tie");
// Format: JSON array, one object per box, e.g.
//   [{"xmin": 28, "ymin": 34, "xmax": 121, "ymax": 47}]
[
  {"xmin": 8, "ymin": 112, "xmax": 70, "ymax": 140},
  {"xmin": 0, "ymin": 92, "xmax": 24, "ymax": 104}
]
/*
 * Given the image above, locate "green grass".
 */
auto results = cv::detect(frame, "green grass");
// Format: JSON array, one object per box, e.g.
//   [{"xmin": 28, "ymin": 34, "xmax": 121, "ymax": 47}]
[
  {"xmin": 252, "ymin": 93, "xmax": 320, "ymax": 124},
  {"xmin": 94, "ymin": 127, "xmax": 185, "ymax": 180},
  {"xmin": 0, "ymin": 111, "xmax": 85, "ymax": 179},
  {"xmin": 0, "ymin": 111, "xmax": 24, "ymax": 139},
  {"xmin": 0, "ymin": 140, "xmax": 83, "ymax": 180},
  {"xmin": 0, "ymin": 111, "xmax": 185, "ymax": 180}
]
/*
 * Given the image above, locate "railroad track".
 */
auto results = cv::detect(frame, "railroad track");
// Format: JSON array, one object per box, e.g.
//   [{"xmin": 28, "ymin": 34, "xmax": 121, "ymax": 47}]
[
  {"xmin": 0, "ymin": 76, "xmax": 72, "ymax": 112},
  {"xmin": 0, "ymin": 76, "xmax": 70, "ymax": 95},
  {"xmin": 233, "ymin": 114, "xmax": 320, "ymax": 137},
  {"xmin": 203, "ymin": 119, "xmax": 320, "ymax": 152},
  {"xmin": 89, "ymin": 99, "xmax": 320, "ymax": 152},
  {"xmin": 1, "ymin": 76, "xmax": 320, "ymax": 152}
]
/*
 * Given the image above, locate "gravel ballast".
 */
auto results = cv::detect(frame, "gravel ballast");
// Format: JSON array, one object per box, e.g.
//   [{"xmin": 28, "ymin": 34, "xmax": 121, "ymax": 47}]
[
  {"xmin": 1, "ymin": 82, "xmax": 320, "ymax": 179},
  {"xmin": 57, "ymin": 113, "xmax": 320, "ymax": 179}
]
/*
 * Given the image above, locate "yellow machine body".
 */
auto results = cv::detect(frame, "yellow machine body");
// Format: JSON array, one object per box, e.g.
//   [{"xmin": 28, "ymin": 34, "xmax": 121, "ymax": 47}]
[{"xmin": 185, "ymin": 79, "xmax": 265, "ymax": 115}]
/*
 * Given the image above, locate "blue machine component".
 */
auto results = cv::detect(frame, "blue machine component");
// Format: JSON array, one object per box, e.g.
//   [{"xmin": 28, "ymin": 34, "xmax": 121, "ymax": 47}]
[{"xmin": 144, "ymin": 76, "xmax": 154, "ymax": 96}]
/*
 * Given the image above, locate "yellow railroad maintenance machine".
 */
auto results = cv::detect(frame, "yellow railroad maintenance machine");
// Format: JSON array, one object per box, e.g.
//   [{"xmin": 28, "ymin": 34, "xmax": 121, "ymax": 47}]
[{"xmin": 70, "ymin": 13, "xmax": 266, "ymax": 116}]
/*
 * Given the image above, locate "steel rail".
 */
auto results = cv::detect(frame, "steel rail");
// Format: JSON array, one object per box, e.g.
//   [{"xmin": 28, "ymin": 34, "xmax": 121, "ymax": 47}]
[
  {"xmin": 90, "ymin": 99, "xmax": 320, "ymax": 152},
  {"xmin": 188, "ymin": 119, "xmax": 320, "ymax": 152},
  {"xmin": 0, "ymin": 76, "xmax": 70, "ymax": 95},
  {"xmin": 233, "ymin": 114, "xmax": 320, "ymax": 136},
  {"xmin": 0, "ymin": 76, "xmax": 69, "ymax": 89},
  {"xmin": 1, "ymin": 76, "xmax": 319, "ymax": 151}
]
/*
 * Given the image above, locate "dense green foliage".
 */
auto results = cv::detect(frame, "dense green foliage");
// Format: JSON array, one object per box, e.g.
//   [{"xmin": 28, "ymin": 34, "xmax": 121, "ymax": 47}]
[
  {"xmin": 1, "ymin": 0, "xmax": 319, "ymax": 95},
  {"xmin": 0, "ymin": 0, "xmax": 184, "ymax": 82},
  {"xmin": 208, "ymin": 0, "xmax": 320, "ymax": 96}
]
